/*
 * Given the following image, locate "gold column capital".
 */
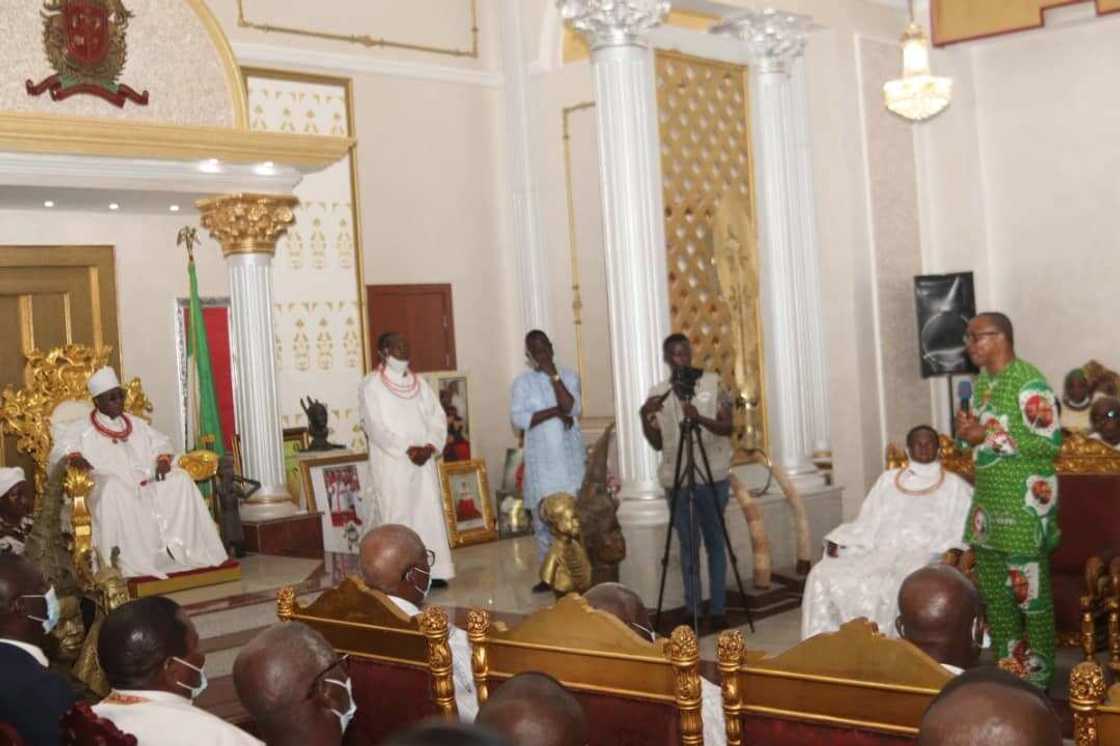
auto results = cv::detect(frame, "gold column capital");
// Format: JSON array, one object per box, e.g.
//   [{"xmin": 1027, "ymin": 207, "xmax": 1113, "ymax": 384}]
[{"xmin": 195, "ymin": 192, "xmax": 300, "ymax": 257}]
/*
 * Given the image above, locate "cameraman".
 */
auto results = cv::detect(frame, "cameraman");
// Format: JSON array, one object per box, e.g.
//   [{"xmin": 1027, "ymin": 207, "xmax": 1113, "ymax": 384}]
[{"xmin": 640, "ymin": 333, "xmax": 734, "ymax": 631}]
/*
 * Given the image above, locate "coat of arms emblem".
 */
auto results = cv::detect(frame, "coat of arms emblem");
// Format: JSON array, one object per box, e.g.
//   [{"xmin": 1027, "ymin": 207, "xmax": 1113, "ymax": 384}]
[{"xmin": 26, "ymin": 0, "xmax": 149, "ymax": 108}]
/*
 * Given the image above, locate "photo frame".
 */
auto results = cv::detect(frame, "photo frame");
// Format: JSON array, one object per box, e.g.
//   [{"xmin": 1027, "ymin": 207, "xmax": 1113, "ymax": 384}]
[
  {"xmin": 301, "ymin": 452, "xmax": 370, "ymax": 554},
  {"xmin": 421, "ymin": 371, "xmax": 473, "ymax": 462},
  {"xmin": 438, "ymin": 459, "xmax": 497, "ymax": 547},
  {"xmin": 283, "ymin": 427, "xmax": 311, "ymax": 508}
]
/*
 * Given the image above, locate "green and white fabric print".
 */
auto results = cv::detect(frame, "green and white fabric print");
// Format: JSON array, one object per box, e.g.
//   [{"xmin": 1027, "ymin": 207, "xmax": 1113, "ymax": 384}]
[{"xmin": 961, "ymin": 359, "xmax": 1062, "ymax": 554}]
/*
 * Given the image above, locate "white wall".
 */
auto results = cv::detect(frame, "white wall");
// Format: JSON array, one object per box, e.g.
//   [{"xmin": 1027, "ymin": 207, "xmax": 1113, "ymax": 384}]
[
  {"xmin": 968, "ymin": 8, "xmax": 1120, "ymax": 390},
  {"xmin": 0, "ymin": 209, "xmax": 229, "ymax": 442}
]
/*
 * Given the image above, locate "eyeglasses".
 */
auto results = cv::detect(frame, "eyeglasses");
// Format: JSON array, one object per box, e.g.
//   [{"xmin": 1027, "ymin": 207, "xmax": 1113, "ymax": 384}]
[
  {"xmin": 963, "ymin": 331, "xmax": 1001, "ymax": 344},
  {"xmin": 307, "ymin": 654, "xmax": 350, "ymax": 698},
  {"xmin": 402, "ymin": 550, "xmax": 437, "ymax": 581}
]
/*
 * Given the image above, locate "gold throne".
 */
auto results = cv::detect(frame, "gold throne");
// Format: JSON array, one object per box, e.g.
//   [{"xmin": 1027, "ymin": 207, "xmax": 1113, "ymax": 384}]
[{"xmin": 0, "ymin": 343, "xmax": 235, "ymax": 597}]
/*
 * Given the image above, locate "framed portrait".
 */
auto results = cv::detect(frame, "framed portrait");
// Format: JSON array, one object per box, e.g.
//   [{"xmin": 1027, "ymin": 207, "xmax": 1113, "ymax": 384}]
[
  {"xmin": 301, "ymin": 452, "xmax": 371, "ymax": 554},
  {"xmin": 283, "ymin": 427, "xmax": 311, "ymax": 508},
  {"xmin": 439, "ymin": 459, "xmax": 497, "ymax": 547},
  {"xmin": 421, "ymin": 371, "xmax": 473, "ymax": 463},
  {"xmin": 500, "ymin": 447, "xmax": 523, "ymax": 494}
]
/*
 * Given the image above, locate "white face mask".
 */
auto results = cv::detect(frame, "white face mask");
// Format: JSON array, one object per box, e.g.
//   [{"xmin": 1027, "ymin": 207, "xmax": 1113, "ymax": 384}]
[
  {"xmin": 325, "ymin": 677, "xmax": 357, "ymax": 733},
  {"xmin": 384, "ymin": 356, "xmax": 409, "ymax": 375},
  {"xmin": 410, "ymin": 565, "xmax": 432, "ymax": 602},
  {"xmin": 21, "ymin": 586, "xmax": 60, "ymax": 634},
  {"xmin": 171, "ymin": 656, "xmax": 208, "ymax": 699}
]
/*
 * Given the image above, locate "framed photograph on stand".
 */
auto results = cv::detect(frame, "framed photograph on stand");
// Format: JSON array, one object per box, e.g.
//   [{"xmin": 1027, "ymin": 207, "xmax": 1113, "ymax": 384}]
[
  {"xmin": 421, "ymin": 371, "xmax": 473, "ymax": 462},
  {"xmin": 301, "ymin": 452, "xmax": 370, "ymax": 554},
  {"xmin": 496, "ymin": 448, "xmax": 531, "ymax": 539},
  {"xmin": 438, "ymin": 459, "xmax": 498, "ymax": 547},
  {"xmin": 282, "ymin": 427, "xmax": 311, "ymax": 509}
]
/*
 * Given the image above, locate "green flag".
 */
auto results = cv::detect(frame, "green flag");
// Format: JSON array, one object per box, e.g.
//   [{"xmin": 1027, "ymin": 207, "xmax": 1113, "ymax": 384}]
[{"xmin": 180, "ymin": 227, "xmax": 225, "ymax": 457}]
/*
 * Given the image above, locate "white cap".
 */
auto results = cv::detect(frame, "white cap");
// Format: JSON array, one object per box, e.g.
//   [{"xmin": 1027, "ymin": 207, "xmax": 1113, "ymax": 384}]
[
  {"xmin": 0, "ymin": 467, "xmax": 25, "ymax": 497},
  {"xmin": 87, "ymin": 366, "xmax": 121, "ymax": 398}
]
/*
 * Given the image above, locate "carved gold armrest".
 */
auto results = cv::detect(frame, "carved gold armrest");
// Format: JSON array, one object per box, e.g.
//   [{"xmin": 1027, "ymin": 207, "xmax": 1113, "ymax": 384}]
[{"xmin": 179, "ymin": 450, "xmax": 219, "ymax": 481}]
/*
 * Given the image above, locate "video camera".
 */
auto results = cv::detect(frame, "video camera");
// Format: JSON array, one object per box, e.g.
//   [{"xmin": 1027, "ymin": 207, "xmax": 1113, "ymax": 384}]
[{"xmin": 670, "ymin": 365, "xmax": 704, "ymax": 401}]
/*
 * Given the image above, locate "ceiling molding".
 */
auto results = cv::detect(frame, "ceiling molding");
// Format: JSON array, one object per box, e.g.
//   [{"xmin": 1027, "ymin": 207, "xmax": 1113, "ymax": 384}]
[{"xmin": 0, "ymin": 112, "xmax": 352, "ymax": 171}]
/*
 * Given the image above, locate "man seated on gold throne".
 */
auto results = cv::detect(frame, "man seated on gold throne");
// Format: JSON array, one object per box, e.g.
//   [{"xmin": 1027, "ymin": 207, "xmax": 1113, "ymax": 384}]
[{"xmin": 48, "ymin": 366, "xmax": 227, "ymax": 579}]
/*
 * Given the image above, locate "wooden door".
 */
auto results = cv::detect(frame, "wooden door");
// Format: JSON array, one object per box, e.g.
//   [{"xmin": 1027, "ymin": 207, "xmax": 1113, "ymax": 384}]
[
  {"xmin": 366, "ymin": 284, "xmax": 455, "ymax": 373},
  {"xmin": 0, "ymin": 245, "xmax": 121, "ymax": 470}
]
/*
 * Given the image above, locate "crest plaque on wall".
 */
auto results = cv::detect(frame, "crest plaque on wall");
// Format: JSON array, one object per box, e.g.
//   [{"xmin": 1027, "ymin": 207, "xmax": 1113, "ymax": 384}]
[{"xmin": 26, "ymin": 0, "xmax": 149, "ymax": 108}]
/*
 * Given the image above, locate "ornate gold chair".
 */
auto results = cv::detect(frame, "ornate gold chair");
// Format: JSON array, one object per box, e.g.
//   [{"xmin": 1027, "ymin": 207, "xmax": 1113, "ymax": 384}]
[
  {"xmin": 717, "ymin": 619, "xmax": 951, "ymax": 744},
  {"xmin": 276, "ymin": 577, "xmax": 456, "ymax": 744},
  {"xmin": 0, "ymin": 344, "xmax": 225, "ymax": 590},
  {"xmin": 888, "ymin": 432, "xmax": 1120, "ymax": 657},
  {"xmin": 467, "ymin": 595, "xmax": 704, "ymax": 746}
]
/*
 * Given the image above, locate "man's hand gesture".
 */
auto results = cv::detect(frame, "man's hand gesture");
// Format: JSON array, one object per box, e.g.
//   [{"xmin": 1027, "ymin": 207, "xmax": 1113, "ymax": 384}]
[
  {"xmin": 155, "ymin": 457, "xmax": 172, "ymax": 481},
  {"xmin": 955, "ymin": 410, "xmax": 986, "ymax": 446},
  {"xmin": 408, "ymin": 445, "xmax": 435, "ymax": 466}
]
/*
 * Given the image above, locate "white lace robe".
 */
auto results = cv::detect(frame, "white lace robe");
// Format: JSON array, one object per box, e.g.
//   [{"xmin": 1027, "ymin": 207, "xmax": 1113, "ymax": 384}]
[
  {"xmin": 49, "ymin": 412, "xmax": 228, "ymax": 579},
  {"xmin": 359, "ymin": 368, "xmax": 454, "ymax": 579},
  {"xmin": 800, "ymin": 461, "xmax": 973, "ymax": 639}
]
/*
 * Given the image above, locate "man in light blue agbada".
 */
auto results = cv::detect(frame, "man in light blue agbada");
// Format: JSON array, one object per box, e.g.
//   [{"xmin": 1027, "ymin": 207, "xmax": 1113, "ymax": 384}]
[{"xmin": 511, "ymin": 330, "xmax": 586, "ymax": 593}]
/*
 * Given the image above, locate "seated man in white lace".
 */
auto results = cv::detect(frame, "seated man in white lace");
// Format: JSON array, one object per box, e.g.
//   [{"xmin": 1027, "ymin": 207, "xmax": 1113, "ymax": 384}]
[
  {"xmin": 801, "ymin": 425, "xmax": 973, "ymax": 640},
  {"xmin": 47, "ymin": 367, "xmax": 227, "ymax": 579}
]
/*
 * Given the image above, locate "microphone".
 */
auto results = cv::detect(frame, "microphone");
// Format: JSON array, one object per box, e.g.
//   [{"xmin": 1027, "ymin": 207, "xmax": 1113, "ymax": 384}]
[{"xmin": 958, "ymin": 379, "xmax": 973, "ymax": 415}]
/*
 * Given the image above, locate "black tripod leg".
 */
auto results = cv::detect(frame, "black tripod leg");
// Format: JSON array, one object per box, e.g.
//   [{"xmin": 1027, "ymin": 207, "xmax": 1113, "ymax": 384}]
[
  {"xmin": 654, "ymin": 419, "xmax": 691, "ymax": 632},
  {"xmin": 694, "ymin": 423, "xmax": 756, "ymax": 634},
  {"xmin": 682, "ymin": 426, "xmax": 703, "ymax": 637}
]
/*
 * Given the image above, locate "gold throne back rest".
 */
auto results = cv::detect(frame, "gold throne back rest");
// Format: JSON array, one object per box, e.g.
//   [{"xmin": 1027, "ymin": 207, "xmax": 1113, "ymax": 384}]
[
  {"xmin": 0, "ymin": 344, "xmax": 152, "ymax": 492},
  {"xmin": 886, "ymin": 431, "xmax": 1120, "ymax": 479}
]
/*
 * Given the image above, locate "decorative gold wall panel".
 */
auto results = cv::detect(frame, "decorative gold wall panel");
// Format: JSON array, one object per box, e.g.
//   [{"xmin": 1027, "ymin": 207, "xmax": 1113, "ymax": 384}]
[
  {"xmin": 654, "ymin": 50, "xmax": 767, "ymax": 452},
  {"xmin": 932, "ymin": 0, "xmax": 1118, "ymax": 46}
]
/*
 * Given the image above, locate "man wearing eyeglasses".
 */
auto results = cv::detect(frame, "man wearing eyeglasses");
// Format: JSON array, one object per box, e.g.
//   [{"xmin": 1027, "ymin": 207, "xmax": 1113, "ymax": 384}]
[
  {"xmin": 956, "ymin": 312, "xmax": 1061, "ymax": 689},
  {"xmin": 358, "ymin": 524, "xmax": 477, "ymax": 720},
  {"xmin": 234, "ymin": 622, "xmax": 354, "ymax": 746}
]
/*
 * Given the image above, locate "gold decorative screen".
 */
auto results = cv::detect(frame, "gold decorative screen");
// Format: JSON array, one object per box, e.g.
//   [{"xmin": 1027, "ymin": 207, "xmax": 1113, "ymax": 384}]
[{"xmin": 654, "ymin": 50, "xmax": 767, "ymax": 453}]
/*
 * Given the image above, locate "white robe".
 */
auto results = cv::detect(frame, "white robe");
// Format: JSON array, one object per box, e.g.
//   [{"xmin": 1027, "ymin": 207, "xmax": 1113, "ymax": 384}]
[
  {"xmin": 359, "ymin": 368, "xmax": 454, "ymax": 579},
  {"xmin": 49, "ymin": 411, "xmax": 228, "ymax": 579},
  {"xmin": 800, "ymin": 461, "xmax": 973, "ymax": 640},
  {"xmin": 94, "ymin": 690, "xmax": 263, "ymax": 746}
]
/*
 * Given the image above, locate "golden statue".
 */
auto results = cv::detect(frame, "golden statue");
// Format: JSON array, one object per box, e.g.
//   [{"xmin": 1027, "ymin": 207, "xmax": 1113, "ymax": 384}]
[
  {"xmin": 72, "ymin": 547, "xmax": 131, "ymax": 697},
  {"xmin": 538, "ymin": 492, "xmax": 592, "ymax": 595}
]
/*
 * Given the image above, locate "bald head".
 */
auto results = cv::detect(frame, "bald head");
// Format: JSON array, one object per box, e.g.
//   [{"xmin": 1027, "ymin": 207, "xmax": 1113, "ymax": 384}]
[
  {"xmin": 584, "ymin": 582, "xmax": 651, "ymax": 635},
  {"xmin": 918, "ymin": 667, "xmax": 1060, "ymax": 746},
  {"xmin": 234, "ymin": 622, "xmax": 337, "ymax": 740},
  {"xmin": 359, "ymin": 524, "xmax": 428, "ymax": 602},
  {"xmin": 384, "ymin": 720, "xmax": 511, "ymax": 746},
  {"xmin": 898, "ymin": 566, "xmax": 981, "ymax": 669},
  {"xmin": 476, "ymin": 672, "xmax": 586, "ymax": 746},
  {"xmin": 0, "ymin": 554, "xmax": 47, "ymax": 643}
]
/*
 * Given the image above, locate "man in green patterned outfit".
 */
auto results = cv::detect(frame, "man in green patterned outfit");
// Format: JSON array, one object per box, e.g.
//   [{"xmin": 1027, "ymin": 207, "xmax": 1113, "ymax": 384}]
[{"xmin": 956, "ymin": 312, "xmax": 1061, "ymax": 689}]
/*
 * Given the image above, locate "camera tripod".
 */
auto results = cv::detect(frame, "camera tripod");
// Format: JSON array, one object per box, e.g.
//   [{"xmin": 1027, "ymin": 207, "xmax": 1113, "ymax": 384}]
[{"xmin": 653, "ymin": 397, "xmax": 755, "ymax": 637}]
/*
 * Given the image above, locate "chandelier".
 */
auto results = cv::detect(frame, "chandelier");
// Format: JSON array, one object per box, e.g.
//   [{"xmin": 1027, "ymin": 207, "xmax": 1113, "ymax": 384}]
[{"xmin": 882, "ymin": 2, "xmax": 952, "ymax": 122}]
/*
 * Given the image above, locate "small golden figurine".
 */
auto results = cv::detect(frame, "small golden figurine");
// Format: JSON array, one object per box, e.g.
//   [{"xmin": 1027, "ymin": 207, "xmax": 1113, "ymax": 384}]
[{"xmin": 538, "ymin": 492, "xmax": 592, "ymax": 595}]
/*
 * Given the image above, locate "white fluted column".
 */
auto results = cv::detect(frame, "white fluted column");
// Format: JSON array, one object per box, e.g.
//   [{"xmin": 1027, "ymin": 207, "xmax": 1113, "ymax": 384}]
[
  {"xmin": 558, "ymin": 0, "xmax": 671, "ymax": 525},
  {"xmin": 790, "ymin": 59, "xmax": 831, "ymax": 461},
  {"xmin": 713, "ymin": 10, "xmax": 826, "ymax": 488},
  {"xmin": 501, "ymin": 0, "xmax": 550, "ymax": 332},
  {"xmin": 197, "ymin": 193, "xmax": 299, "ymax": 519}
]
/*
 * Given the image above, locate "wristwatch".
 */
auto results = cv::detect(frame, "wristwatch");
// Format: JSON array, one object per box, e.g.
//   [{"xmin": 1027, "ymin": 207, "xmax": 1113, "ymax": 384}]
[{"xmin": 550, "ymin": 373, "xmax": 561, "ymax": 383}]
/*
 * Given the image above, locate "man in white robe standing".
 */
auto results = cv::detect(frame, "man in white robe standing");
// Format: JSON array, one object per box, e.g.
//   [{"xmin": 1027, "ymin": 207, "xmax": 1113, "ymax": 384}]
[
  {"xmin": 801, "ymin": 425, "xmax": 973, "ymax": 639},
  {"xmin": 48, "ymin": 367, "xmax": 228, "ymax": 579},
  {"xmin": 358, "ymin": 332, "xmax": 454, "ymax": 584}
]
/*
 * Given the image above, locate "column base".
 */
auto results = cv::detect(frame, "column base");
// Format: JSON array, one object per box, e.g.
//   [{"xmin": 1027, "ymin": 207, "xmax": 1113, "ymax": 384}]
[{"xmin": 239, "ymin": 485, "xmax": 297, "ymax": 521}]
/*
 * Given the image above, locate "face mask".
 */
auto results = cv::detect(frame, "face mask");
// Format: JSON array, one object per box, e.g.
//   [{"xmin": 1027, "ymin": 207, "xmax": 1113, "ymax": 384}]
[
  {"xmin": 171, "ymin": 656, "xmax": 208, "ymax": 699},
  {"xmin": 410, "ymin": 565, "xmax": 432, "ymax": 601},
  {"xmin": 385, "ymin": 356, "xmax": 409, "ymax": 375},
  {"xmin": 325, "ymin": 677, "xmax": 357, "ymax": 733},
  {"xmin": 22, "ymin": 586, "xmax": 60, "ymax": 634}
]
